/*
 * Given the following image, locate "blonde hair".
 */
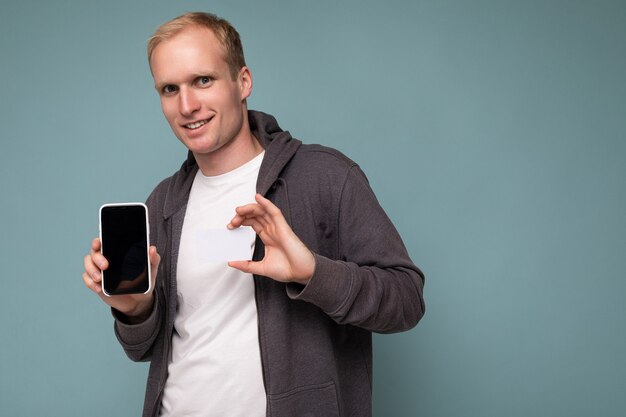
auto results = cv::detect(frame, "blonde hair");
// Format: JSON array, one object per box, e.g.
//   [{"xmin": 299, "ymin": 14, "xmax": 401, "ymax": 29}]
[{"xmin": 147, "ymin": 12, "xmax": 246, "ymax": 80}]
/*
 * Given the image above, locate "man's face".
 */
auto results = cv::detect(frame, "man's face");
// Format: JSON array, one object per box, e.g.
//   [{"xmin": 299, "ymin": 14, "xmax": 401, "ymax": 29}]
[{"xmin": 150, "ymin": 27, "xmax": 251, "ymax": 157}]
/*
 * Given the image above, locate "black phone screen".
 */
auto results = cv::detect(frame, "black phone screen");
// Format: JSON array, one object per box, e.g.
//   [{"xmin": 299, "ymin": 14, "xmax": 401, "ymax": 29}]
[{"xmin": 100, "ymin": 204, "xmax": 150, "ymax": 295}]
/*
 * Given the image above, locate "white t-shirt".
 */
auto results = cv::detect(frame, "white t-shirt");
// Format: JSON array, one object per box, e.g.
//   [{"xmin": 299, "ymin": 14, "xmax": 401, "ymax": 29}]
[{"xmin": 159, "ymin": 152, "xmax": 266, "ymax": 417}]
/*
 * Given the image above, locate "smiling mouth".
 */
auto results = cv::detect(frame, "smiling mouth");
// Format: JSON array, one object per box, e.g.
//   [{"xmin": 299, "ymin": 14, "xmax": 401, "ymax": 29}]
[{"xmin": 184, "ymin": 119, "xmax": 210, "ymax": 130}]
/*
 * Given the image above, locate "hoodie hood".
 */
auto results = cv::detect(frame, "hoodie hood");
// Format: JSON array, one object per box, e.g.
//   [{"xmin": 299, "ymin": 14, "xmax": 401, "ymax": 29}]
[{"xmin": 249, "ymin": 110, "xmax": 302, "ymax": 195}]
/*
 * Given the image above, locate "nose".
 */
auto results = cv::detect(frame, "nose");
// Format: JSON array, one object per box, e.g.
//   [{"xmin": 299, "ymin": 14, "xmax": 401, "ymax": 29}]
[{"xmin": 179, "ymin": 88, "xmax": 200, "ymax": 116}]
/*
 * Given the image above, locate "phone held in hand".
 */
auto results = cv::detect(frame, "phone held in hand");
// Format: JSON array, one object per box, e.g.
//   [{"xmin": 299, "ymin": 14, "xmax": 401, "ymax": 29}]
[{"xmin": 99, "ymin": 203, "xmax": 151, "ymax": 296}]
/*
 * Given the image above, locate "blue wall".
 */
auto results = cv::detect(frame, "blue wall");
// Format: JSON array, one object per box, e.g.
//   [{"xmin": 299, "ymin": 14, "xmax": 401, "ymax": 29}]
[{"xmin": 1, "ymin": 1, "xmax": 624, "ymax": 416}]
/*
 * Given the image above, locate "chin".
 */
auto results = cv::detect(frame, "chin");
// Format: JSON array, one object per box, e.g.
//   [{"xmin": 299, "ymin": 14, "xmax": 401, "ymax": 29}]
[{"xmin": 189, "ymin": 140, "xmax": 226, "ymax": 155}]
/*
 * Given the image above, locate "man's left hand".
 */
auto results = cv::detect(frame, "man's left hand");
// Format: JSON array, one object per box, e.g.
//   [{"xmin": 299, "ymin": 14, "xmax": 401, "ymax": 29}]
[{"xmin": 227, "ymin": 193, "xmax": 315, "ymax": 285}]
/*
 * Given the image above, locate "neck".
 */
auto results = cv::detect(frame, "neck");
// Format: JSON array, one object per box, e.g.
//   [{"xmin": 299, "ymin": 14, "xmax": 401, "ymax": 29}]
[{"xmin": 194, "ymin": 128, "xmax": 263, "ymax": 177}]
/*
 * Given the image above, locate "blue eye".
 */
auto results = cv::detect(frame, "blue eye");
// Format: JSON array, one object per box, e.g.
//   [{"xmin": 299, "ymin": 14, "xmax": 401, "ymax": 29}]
[{"xmin": 198, "ymin": 76, "xmax": 212, "ymax": 86}]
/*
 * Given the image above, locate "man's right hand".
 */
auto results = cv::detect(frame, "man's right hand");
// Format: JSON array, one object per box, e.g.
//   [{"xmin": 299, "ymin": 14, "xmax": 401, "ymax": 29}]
[{"xmin": 82, "ymin": 237, "xmax": 160, "ymax": 322}]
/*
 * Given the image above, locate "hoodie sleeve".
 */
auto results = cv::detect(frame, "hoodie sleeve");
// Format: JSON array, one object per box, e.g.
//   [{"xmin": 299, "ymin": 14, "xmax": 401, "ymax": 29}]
[
  {"xmin": 286, "ymin": 165, "xmax": 425, "ymax": 333},
  {"xmin": 112, "ymin": 297, "xmax": 162, "ymax": 362}
]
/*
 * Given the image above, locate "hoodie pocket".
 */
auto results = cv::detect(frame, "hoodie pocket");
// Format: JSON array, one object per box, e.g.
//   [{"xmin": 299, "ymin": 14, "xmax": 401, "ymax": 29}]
[{"xmin": 268, "ymin": 381, "xmax": 340, "ymax": 417}]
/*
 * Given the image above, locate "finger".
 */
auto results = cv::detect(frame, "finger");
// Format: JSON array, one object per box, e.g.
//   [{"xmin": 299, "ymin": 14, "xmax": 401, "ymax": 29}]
[
  {"xmin": 91, "ymin": 251, "xmax": 109, "ymax": 273},
  {"xmin": 229, "ymin": 205, "xmax": 270, "ymax": 229},
  {"xmin": 228, "ymin": 212, "xmax": 253, "ymax": 229},
  {"xmin": 255, "ymin": 194, "xmax": 282, "ymax": 217},
  {"xmin": 88, "ymin": 236, "xmax": 109, "ymax": 271},
  {"xmin": 227, "ymin": 215, "xmax": 241, "ymax": 229},
  {"xmin": 149, "ymin": 246, "xmax": 161, "ymax": 267},
  {"xmin": 84, "ymin": 254, "xmax": 102, "ymax": 283},
  {"xmin": 234, "ymin": 203, "xmax": 268, "ymax": 219},
  {"xmin": 149, "ymin": 246, "xmax": 161, "ymax": 283},
  {"xmin": 228, "ymin": 206, "xmax": 255, "ymax": 228},
  {"xmin": 149, "ymin": 246, "xmax": 161, "ymax": 293},
  {"xmin": 254, "ymin": 194, "xmax": 291, "ymax": 230},
  {"xmin": 239, "ymin": 218, "xmax": 271, "ymax": 235},
  {"xmin": 82, "ymin": 271, "xmax": 101, "ymax": 293}
]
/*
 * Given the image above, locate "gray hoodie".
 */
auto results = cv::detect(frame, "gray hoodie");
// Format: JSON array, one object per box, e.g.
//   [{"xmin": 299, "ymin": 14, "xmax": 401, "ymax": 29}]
[{"xmin": 113, "ymin": 110, "xmax": 425, "ymax": 417}]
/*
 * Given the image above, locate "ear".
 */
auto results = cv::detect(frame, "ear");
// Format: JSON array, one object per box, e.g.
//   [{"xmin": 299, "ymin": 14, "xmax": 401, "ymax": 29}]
[{"xmin": 238, "ymin": 66, "xmax": 253, "ymax": 101}]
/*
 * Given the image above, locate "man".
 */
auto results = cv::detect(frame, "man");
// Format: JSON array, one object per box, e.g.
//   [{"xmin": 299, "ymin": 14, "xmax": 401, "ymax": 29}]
[{"xmin": 83, "ymin": 12, "xmax": 425, "ymax": 417}]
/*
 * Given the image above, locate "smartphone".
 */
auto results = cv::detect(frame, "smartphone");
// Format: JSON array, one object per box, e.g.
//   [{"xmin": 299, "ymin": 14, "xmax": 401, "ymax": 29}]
[{"xmin": 99, "ymin": 203, "xmax": 151, "ymax": 296}]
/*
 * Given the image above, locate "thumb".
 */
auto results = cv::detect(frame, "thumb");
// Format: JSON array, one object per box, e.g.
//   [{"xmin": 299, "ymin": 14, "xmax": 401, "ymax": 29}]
[
  {"xmin": 150, "ymin": 246, "xmax": 161, "ymax": 280},
  {"xmin": 228, "ymin": 260, "xmax": 259, "ymax": 275}
]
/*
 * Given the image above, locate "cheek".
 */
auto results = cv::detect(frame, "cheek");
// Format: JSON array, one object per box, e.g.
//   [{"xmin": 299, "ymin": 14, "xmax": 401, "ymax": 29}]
[{"xmin": 161, "ymin": 102, "xmax": 178, "ymax": 124}]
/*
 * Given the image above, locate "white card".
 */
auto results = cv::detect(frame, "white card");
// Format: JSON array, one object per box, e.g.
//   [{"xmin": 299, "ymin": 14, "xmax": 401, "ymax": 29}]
[{"xmin": 194, "ymin": 227, "xmax": 254, "ymax": 263}]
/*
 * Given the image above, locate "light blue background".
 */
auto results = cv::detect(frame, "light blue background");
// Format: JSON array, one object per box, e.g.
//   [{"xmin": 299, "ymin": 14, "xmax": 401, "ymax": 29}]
[{"xmin": 1, "ymin": 0, "xmax": 625, "ymax": 416}]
